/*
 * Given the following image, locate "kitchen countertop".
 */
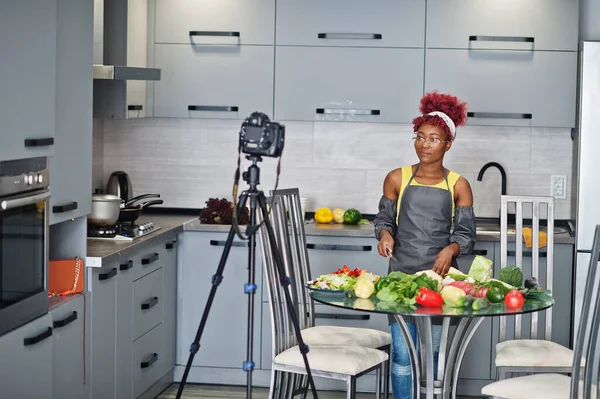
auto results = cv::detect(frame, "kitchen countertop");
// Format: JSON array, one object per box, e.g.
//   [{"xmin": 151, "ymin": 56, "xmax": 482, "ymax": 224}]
[
  {"xmin": 184, "ymin": 218, "xmax": 576, "ymax": 245},
  {"xmin": 86, "ymin": 214, "xmax": 195, "ymax": 263}
]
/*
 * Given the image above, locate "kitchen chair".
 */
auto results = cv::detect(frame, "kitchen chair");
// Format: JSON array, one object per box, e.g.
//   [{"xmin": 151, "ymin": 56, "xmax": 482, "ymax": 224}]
[
  {"xmin": 257, "ymin": 190, "xmax": 388, "ymax": 399},
  {"xmin": 481, "ymin": 224, "xmax": 600, "ymax": 398},
  {"xmin": 269, "ymin": 188, "xmax": 391, "ymax": 397},
  {"xmin": 494, "ymin": 195, "xmax": 573, "ymax": 380}
]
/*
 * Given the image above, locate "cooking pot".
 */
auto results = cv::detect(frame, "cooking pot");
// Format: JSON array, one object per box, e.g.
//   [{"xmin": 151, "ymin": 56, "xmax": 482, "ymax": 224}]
[
  {"xmin": 106, "ymin": 171, "xmax": 133, "ymax": 202},
  {"xmin": 118, "ymin": 199, "xmax": 164, "ymax": 223},
  {"xmin": 89, "ymin": 193, "xmax": 122, "ymax": 227}
]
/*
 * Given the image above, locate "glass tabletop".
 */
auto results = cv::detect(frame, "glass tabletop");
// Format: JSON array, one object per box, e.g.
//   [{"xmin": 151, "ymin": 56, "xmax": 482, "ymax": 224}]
[{"xmin": 310, "ymin": 291, "xmax": 554, "ymax": 318}]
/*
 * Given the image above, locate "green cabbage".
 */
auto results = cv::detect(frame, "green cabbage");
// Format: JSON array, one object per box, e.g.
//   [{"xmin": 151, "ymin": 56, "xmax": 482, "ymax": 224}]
[
  {"xmin": 498, "ymin": 266, "xmax": 523, "ymax": 288},
  {"xmin": 468, "ymin": 255, "xmax": 493, "ymax": 283}
]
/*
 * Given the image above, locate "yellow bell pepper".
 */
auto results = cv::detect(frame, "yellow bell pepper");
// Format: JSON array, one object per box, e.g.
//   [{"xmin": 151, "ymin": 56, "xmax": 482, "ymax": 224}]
[{"xmin": 314, "ymin": 207, "xmax": 333, "ymax": 224}]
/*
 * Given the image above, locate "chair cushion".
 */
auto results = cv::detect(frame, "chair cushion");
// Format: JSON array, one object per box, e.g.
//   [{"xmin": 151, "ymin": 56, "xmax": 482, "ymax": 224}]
[
  {"xmin": 301, "ymin": 326, "xmax": 391, "ymax": 349},
  {"xmin": 274, "ymin": 344, "xmax": 388, "ymax": 376},
  {"xmin": 495, "ymin": 339, "xmax": 574, "ymax": 368},
  {"xmin": 482, "ymin": 373, "xmax": 597, "ymax": 399}
]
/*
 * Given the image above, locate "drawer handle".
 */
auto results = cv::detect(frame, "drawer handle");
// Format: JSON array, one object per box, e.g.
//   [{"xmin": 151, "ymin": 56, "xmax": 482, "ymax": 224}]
[
  {"xmin": 141, "ymin": 297, "xmax": 159, "ymax": 310},
  {"xmin": 318, "ymin": 33, "xmax": 382, "ymax": 40},
  {"xmin": 53, "ymin": 311, "xmax": 78, "ymax": 329},
  {"xmin": 188, "ymin": 105, "xmax": 239, "ymax": 113},
  {"xmin": 24, "ymin": 137, "xmax": 54, "ymax": 147},
  {"xmin": 315, "ymin": 313, "xmax": 370, "ymax": 321},
  {"xmin": 189, "ymin": 31, "xmax": 240, "ymax": 37},
  {"xmin": 127, "ymin": 105, "xmax": 143, "ymax": 111},
  {"xmin": 316, "ymin": 108, "xmax": 380, "ymax": 116},
  {"xmin": 52, "ymin": 201, "xmax": 78, "ymax": 214},
  {"xmin": 142, "ymin": 253, "xmax": 159, "ymax": 265},
  {"xmin": 141, "ymin": 353, "xmax": 159, "ymax": 369},
  {"xmin": 469, "ymin": 35, "xmax": 534, "ymax": 43},
  {"xmin": 307, "ymin": 243, "xmax": 372, "ymax": 252},
  {"xmin": 99, "ymin": 268, "xmax": 117, "ymax": 281},
  {"xmin": 507, "ymin": 250, "xmax": 547, "ymax": 258},
  {"xmin": 467, "ymin": 112, "xmax": 532, "ymax": 120},
  {"xmin": 120, "ymin": 260, "xmax": 133, "ymax": 271},
  {"xmin": 210, "ymin": 240, "xmax": 248, "ymax": 248},
  {"xmin": 472, "ymin": 249, "xmax": 488, "ymax": 256},
  {"xmin": 166, "ymin": 241, "xmax": 176, "ymax": 250},
  {"xmin": 23, "ymin": 327, "xmax": 53, "ymax": 346}
]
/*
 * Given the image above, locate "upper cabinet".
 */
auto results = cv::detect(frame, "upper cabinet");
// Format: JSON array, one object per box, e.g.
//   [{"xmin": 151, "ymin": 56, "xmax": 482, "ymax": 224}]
[
  {"xmin": 155, "ymin": 0, "xmax": 275, "ymax": 45},
  {"xmin": 426, "ymin": 0, "xmax": 579, "ymax": 51},
  {"xmin": 275, "ymin": 0, "xmax": 425, "ymax": 48},
  {"xmin": 0, "ymin": 0, "xmax": 57, "ymax": 162}
]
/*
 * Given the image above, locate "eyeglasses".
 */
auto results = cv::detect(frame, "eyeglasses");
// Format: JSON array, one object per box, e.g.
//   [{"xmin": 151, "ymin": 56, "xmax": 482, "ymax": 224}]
[{"xmin": 412, "ymin": 136, "xmax": 448, "ymax": 147}]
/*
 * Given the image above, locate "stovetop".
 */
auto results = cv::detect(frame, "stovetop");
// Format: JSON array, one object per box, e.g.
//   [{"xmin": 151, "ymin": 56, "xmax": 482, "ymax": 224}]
[{"xmin": 88, "ymin": 221, "xmax": 162, "ymax": 241}]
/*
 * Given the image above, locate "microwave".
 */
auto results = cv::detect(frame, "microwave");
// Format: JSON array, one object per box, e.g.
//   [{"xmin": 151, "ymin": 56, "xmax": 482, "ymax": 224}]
[{"xmin": 0, "ymin": 157, "xmax": 50, "ymax": 336}]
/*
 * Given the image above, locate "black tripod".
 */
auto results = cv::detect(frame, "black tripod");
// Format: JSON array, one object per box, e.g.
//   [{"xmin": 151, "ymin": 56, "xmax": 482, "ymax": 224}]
[{"xmin": 176, "ymin": 156, "xmax": 318, "ymax": 399}]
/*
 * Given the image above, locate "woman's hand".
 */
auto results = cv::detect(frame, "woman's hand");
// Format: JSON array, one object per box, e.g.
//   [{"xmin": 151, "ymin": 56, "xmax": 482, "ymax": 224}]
[
  {"xmin": 432, "ymin": 243, "xmax": 460, "ymax": 276},
  {"xmin": 377, "ymin": 230, "xmax": 395, "ymax": 258}
]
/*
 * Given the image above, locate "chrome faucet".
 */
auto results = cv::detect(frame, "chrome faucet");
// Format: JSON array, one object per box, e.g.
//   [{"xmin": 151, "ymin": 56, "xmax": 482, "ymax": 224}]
[{"xmin": 477, "ymin": 162, "xmax": 507, "ymax": 195}]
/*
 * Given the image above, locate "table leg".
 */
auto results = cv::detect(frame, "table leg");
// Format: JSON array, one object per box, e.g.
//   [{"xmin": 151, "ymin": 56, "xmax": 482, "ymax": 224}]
[
  {"xmin": 392, "ymin": 315, "xmax": 420, "ymax": 398},
  {"xmin": 415, "ymin": 318, "xmax": 435, "ymax": 399},
  {"xmin": 451, "ymin": 318, "xmax": 484, "ymax": 399}
]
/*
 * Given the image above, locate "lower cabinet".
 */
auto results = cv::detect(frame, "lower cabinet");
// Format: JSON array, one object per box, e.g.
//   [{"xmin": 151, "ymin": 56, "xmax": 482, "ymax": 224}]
[
  {"xmin": 50, "ymin": 294, "xmax": 87, "ymax": 399},
  {"xmin": 0, "ymin": 313, "xmax": 53, "ymax": 398}
]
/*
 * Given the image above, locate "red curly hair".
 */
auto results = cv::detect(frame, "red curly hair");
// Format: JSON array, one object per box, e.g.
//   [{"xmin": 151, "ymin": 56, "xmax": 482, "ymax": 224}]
[{"xmin": 412, "ymin": 91, "xmax": 468, "ymax": 141}]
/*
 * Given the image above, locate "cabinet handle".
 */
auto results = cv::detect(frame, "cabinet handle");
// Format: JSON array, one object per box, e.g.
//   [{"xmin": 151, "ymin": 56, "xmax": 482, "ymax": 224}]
[
  {"xmin": 127, "ymin": 105, "xmax": 143, "ymax": 111},
  {"xmin": 52, "ymin": 201, "xmax": 78, "ymax": 214},
  {"xmin": 24, "ymin": 137, "xmax": 54, "ymax": 147},
  {"xmin": 99, "ymin": 268, "xmax": 117, "ymax": 281},
  {"xmin": 306, "ymin": 243, "xmax": 372, "ymax": 252},
  {"xmin": 507, "ymin": 250, "xmax": 547, "ymax": 258},
  {"xmin": 141, "ymin": 353, "xmax": 159, "ymax": 369},
  {"xmin": 316, "ymin": 108, "xmax": 380, "ymax": 116},
  {"xmin": 210, "ymin": 240, "xmax": 248, "ymax": 248},
  {"xmin": 467, "ymin": 112, "xmax": 532, "ymax": 120},
  {"xmin": 189, "ymin": 31, "xmax": 240, "ymax": 37},
  {"xmin": 188, "ymin": 105, "xmax": 239, "ymax": 112},
  {"xmin": 120, "ymin": 260, "xmax": 133, "ymax": 271},
  {"xmin": 142, "ymin": 253, "xmax": 159, "ymax": 265},
  {"xmin": 469, "ymin": 35, "xmax": 534, "ymax": 43},
  {"xmin": 315, "ymin": 313, "xmax": 370, "ymax": 321},
  {"xmin": 141, "ymin": 297, "xmax": 159, "ymax": 310},
  {"xmin": 318, "ymin": 33, "xmax": 382, "ymax": 40},
  {"xmin": 53, "ymin": 311, "xmax": 78, "ymax": 329},
  {"xmin": 472, "ymin": 249, "xmax": 488, "ymax": 256},
  {"xmin": 166, "ymin": 241, "xmax": 177, "ymax": 250},
  {"xmin": 23, "ymin": 327, "xmax": 53, "ymax": 346}
]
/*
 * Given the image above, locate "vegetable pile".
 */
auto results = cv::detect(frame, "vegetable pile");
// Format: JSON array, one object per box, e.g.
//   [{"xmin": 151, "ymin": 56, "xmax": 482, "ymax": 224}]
[
  {"xmin": 310, "ymin": 265, "xmax": 374, "ymax": 291},
  {"xmin": 314, "ymin": 207, "xmax": 369, "ymax": 225},
  {"xmin": 199, "ymin": 198, "xmax": 249, "ymax": 225}
]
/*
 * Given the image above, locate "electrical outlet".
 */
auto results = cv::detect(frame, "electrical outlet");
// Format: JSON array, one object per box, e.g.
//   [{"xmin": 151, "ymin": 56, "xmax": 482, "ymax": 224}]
[{"xmin": 551, "ymin": 175, "xmax": 568, "ymax": 199}]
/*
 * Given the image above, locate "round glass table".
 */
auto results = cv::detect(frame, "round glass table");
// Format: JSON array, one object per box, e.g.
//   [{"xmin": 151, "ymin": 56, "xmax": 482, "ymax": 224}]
[{"xmin": 310, "ymin": 291, "xmax": 553, "ymax": 399}]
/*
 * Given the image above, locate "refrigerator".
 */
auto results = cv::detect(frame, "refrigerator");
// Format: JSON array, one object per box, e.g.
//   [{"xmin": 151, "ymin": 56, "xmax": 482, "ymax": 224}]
[{"xmin": 572, "ymin": 40, "xmax": 600, "ymax": 339}]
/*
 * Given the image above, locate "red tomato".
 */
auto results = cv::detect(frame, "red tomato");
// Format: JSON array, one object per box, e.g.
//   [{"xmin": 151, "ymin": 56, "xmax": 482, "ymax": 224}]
[{"xmin": 504, "ymin": 290, "xmax": 525, "ymax": 309}]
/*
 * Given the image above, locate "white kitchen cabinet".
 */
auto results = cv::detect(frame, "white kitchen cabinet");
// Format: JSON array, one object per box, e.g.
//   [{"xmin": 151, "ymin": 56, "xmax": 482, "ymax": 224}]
[
  {"xmin": 153, "ymin": 44, "xmax": 274, "ymax": 119},
  {"xmin": 276, "ymin": 0, "xmax": 424, "ymax": 48},
  {"xmin": 0, "ymin": 0, "xmax": 57, "ymax": 162},
  {"xmin": 274, "ymin": 46, "xmax": 424, "ymax": 123},
  {"xmin": 425, "ymin": 49, "xmax": 577, "ymax": 128},
  {"xmin": 426, "ymin": 0, "xmax": 579, "ymax": 51},
  {"xmin": 50, "ymin": 295, "xmax": 86, "ymax": 399},
  {"xmin": 154, "ymin": 0, "xmax": 275, "ymax": 45},
  {"xmin": 0, "ymin": 313, "xmax": 53, "ymax": 398},
  {"xmin": 50, "ymin": 0, "xmax": 93, "ymax": 226}
]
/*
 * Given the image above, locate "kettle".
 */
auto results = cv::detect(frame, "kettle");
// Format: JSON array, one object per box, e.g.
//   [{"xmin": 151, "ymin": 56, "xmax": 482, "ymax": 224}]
[{"xmin": 106, "ymin": 171, "xmax": 133, "ymax": 202}]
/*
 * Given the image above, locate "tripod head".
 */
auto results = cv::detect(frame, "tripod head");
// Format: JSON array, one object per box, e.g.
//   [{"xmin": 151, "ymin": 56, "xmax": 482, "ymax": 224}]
[{"xmin": 242, "ymin": 155, "xmax": 263, "ymax": 192}]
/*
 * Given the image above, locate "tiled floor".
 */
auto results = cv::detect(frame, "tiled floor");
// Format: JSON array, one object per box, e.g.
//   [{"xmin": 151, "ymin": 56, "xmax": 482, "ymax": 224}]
[{"xmin": 156, "ymin": 383, "xmax": 480, "ymax": 398}]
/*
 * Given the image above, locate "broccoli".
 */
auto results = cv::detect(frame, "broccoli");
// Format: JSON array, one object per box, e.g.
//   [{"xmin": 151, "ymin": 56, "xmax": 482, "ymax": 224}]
[{"xmin": 498, "ymin": 266, "xmax": 523, "ymax": 288}]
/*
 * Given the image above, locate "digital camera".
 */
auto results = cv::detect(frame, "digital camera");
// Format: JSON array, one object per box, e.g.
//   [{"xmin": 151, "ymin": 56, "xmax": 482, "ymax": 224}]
[{"xmin": 239, "ymin": 112, "xmax": 285, "ymax": 158}]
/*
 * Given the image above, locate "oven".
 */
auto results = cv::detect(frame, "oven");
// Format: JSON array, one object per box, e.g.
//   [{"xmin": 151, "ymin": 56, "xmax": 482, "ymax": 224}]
[{"xmin": 0, "ymin": 157, "xmax": 50, "ymax": 336}]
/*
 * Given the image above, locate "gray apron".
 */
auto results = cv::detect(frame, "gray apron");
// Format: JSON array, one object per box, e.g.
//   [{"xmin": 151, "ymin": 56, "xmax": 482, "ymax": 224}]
[{"xmin": 389, "ymin": 164, "xmax": 457, "ymax": 274}]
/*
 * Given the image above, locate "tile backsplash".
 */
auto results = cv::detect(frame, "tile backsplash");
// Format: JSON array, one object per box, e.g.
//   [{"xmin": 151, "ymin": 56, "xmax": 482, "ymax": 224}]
[{"xmin": 94, "ymin": 118, "xmax": 573, "ymax": 220}]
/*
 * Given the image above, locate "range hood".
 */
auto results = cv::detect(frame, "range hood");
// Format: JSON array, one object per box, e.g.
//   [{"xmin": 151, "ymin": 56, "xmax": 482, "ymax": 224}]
[{"xmin": 93, "ymin": 0, "xmax": 160, "ymax": 81}]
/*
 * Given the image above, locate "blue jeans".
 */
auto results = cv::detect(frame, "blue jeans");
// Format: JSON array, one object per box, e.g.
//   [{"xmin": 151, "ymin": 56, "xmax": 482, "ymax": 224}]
[{"xmin": 391, "ymin": 321, "xmax": 442, "ymax": 399}]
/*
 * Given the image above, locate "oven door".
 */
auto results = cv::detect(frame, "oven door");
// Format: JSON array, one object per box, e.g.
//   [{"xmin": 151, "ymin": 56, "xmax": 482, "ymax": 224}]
[{"xmin": 0, "ymin": 188, "xmax": 50, "ymax": 336}]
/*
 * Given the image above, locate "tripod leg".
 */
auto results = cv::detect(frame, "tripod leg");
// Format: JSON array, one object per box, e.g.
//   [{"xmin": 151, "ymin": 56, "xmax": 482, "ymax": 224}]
[
  {"xmin": 245, "ymin": 191, "xmax": 259, "ymax": 398},
  {"xmin": 257, "ymin": 192, "xmax": 319, "ymax": 399},
  {"xmin": 175, "ymin": 192, "xmax": 250, "ymax": 399}
]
